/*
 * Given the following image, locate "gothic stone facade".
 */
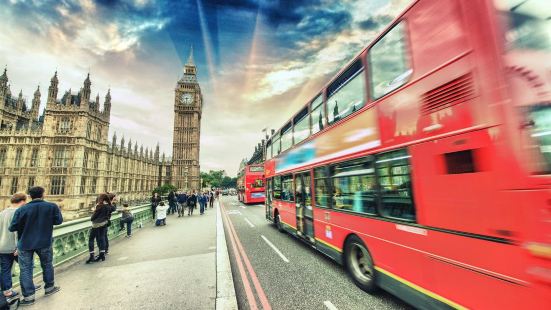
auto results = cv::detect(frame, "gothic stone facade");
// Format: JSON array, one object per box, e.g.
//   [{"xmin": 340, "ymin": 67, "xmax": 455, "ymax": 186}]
[
  {"xmin": 172, "ymin": 50, "xmax": 202, "ymax": 190},
  {"xmin": 0, "ymin": 68, "xmax": 170, "ymax": 219}
]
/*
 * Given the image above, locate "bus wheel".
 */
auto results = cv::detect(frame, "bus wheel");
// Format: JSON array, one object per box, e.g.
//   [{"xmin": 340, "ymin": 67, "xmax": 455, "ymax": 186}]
[
  {"xmin": 274, "ymin": 212, "xmax": 284, "ymax": 233},
  {"xmin": 344, "ymin": 235, "xmax": 377, "ymax": 293}
]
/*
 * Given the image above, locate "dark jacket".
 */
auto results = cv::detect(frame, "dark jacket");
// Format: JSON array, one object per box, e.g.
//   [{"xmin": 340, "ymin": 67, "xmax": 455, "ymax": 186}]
[
  {"xmin": 198, "ymin": 195, "xmax": 207, "ymax": 205},
  {"xmin": 91, "ymin": 203, "xmax": 112, "ymax": 225},
  {"xmin": 177, "ymin": 194, "xmax": 187, "ymax": 204},
  {"xmin": 168, "ymin": 192, "xmax": 175, "ymax": 202},
  {"xmin": 187, "ymin": 194, "xmax": 197, "ymax": 206},
  {"xmin": 8, "ymin": 199, "xmax": 63, "ymax": 251},
  {"xmin": 151, "ymin": 196, "xmax": 161, "ymax": 207}
]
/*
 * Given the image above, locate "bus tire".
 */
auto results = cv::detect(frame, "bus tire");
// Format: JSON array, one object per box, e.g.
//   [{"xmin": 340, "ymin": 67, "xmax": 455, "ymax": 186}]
[
  {"xmin": 274, "ymin": 211, "xmax": 284, "ymax": 233},
  {"xmin": 344, "ymin": 235, "xmax": 377, "ymax": 293}
]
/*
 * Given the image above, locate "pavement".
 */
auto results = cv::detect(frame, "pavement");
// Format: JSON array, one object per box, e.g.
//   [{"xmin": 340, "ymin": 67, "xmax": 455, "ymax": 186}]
[
  {"xmin": 220, "ymin": 196, "xmax": 412, "ymax": 310},
  {"xmin": 25, "ymin": 202, "xmax": 235, "ymax": 310}
]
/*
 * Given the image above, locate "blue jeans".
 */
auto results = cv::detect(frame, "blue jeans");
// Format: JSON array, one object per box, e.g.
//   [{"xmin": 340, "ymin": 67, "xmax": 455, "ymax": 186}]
[
  {"xmin": 19, "ymin": 246, "xmax": 55, "ymax": 298},
  {"xmin": 0, "ymin": 253, "xmax": 16, "ymax": 292}
]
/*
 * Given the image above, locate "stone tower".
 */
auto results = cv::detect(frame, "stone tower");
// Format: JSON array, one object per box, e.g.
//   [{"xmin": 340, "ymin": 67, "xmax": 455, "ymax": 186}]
[{"xmin": 172, "ymin": 47, "xmax": 202, "ymax": 190}]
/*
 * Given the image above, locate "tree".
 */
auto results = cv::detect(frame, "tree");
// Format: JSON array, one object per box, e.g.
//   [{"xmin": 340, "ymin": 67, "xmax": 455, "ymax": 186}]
[
  {"xmin": 221, "ymin": 176, "xmax": 237, "ymax": 188},
  {"xmin": 200, "ymin": 170, "xmax": 232, "ymax": 188},
  {"xmin": 153, "ymin": 184, "xmax": 177, "ymax": 196}
]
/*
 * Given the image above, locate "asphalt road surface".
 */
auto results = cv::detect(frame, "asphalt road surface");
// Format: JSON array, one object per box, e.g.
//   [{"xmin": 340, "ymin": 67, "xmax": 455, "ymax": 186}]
[{"xmin": 220, "ymin": 195, "xmax": 412, "ymax": 310}]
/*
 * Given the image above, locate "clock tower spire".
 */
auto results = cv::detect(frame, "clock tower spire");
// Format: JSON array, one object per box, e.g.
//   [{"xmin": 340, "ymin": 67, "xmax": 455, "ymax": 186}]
[{"xmin": 172, "ymin": 46, "xmax": 202, "ymax": 190}]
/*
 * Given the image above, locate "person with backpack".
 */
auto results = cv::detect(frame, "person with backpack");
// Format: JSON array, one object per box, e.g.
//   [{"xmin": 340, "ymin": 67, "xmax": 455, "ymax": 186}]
[{"xmin": 118, "ymin": 203, "xmax": 134, "ymax": 237}]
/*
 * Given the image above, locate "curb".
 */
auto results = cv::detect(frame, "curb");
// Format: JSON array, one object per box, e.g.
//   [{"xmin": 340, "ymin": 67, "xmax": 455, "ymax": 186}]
[{"xmin": 215, "ymin": 200, "xmax": 238, "ymax": 310}]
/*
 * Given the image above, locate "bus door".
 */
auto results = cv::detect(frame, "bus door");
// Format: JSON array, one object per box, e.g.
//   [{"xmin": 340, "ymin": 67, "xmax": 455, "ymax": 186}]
[
  {"xmin": 295, "ymin": 172, "xmax": 315, "ymax": 242},
  {"xmin": 266, "ymin": 179, "xmax": 272, "ymax": 220}
]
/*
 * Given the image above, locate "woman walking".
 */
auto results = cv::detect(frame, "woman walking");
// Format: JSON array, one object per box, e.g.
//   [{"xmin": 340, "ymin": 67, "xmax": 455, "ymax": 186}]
[
  {"xmin": 86, "ymin": 194, "xmax": 111, "ymax": 263},
  {"xmin": 150, "ymin": 192, "xmax": 161, "ymax": 219},
  {"xmin": 118, "ymin": 203, "xmax": 134, "ymax": 237},
  {"xmin": 209, "ymin": 191, "xmax": 214, "ymax": 208}
]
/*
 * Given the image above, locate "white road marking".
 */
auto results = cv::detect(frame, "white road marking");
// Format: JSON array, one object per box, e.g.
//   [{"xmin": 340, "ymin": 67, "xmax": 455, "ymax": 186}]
[
  {"xmin": 261, "ymin": 235, "xmax": 289, "ymax": 263},
  {"xmin": 227, "ymin": 210, "xmax": 242, "ymax": 215},
  {"xmin": 240, "ymin": 206, "xmax": 246, "ymax": 209},
  {"xmin": 244, "ymin": 217, "xmax": 255, "ymax": 228},
  {"xmin": 324, "ymin": 300, "xmax": 338, "ymax": 310}
]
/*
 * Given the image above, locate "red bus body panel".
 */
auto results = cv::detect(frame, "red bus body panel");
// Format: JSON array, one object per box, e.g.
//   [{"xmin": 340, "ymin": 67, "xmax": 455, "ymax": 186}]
[{"xmin": 264, "ymin": 0, "xmax": 551, "ymax": 308}]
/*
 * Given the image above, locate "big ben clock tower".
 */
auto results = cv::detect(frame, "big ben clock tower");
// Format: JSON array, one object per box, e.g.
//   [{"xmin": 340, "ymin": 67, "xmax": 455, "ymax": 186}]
[{"xmin": 172, "ymin": 47, "xmax": 202, "ymax": 190}]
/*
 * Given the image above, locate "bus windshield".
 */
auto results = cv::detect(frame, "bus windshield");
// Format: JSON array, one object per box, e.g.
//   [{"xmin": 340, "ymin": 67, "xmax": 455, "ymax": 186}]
[
  {"xmin": 249, "ymin": 166, "xmax": 263, "ymax": 173},
  {"xmin": 496, "ymin": 0, "xmax": 551, "ymax": 51}
]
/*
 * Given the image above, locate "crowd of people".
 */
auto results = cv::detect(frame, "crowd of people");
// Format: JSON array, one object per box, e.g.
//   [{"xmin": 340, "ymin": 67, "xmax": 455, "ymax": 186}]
[
  {"xmin": 150, "ymin": 190, "xmax": 219, "ymax": 226},
  {"xmin": 0, "ymin": 186, "xmax": 221, "ymax": 307}
]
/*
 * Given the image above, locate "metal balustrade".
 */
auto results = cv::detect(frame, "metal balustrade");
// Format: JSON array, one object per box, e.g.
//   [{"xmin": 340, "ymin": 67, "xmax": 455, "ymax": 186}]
[{"xmin": 11, "ymin": 200, "xmax": 162, "ymax": 285}]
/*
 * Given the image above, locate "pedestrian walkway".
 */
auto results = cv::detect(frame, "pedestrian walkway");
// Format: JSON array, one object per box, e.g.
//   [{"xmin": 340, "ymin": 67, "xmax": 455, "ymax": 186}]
[{"xmin": 33, "ymin": 207, "xmax": 221, "ymax": 310}]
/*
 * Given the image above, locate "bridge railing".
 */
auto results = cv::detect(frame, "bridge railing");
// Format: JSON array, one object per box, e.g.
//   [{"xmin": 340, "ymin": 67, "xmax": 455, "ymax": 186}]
[{"xmin": 12, "ymin": 201, "xmax": 159, "ymax": 285}]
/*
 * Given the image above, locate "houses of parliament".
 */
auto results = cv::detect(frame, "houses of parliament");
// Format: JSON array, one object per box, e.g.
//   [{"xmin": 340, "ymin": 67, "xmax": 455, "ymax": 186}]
[{"xmin": 0, "ymin": 51, "xmax": 203, "ymax": 219}]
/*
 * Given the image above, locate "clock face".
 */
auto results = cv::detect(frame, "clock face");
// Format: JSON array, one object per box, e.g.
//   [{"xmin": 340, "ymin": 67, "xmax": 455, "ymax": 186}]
[{"xmin": 180, "ymin": 93, "xmax": 193, "ymax": 105}]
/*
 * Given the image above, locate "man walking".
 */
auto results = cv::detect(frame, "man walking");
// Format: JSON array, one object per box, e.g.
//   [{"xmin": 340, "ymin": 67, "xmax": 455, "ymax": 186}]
[
  {"xmin": 177, "ymin": 192, "xmax": 187, "ymax": 217},
  {"xmin": 9, "ymin": 186, "xmax": 63, "ymax": 306}
]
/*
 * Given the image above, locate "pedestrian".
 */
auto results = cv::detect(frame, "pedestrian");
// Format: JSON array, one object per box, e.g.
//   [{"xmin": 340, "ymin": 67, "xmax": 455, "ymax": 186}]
[
  {"xmin": 86, "ymin": 193, "xmax": 111, "ymax": 264},
  {"xmin": 168, "ymin": 191, "xmax": 176, "ymax": 215},
  {"xmin": 187, "ymin": 191, "xmax": 197, "ymax": 216},
  {"xmin": 118, "ymin": 203, "xmax": 134, "ymax": 237},
  {"xmin": 209, "ymin": 191, "xmax": 214, "ymax": 208},
  {"xmin": 177, "ymin": 192, "xmax": 187, "ymax": 217},
  {"xmin": 155, "ymin": 202, "xmax": 168, "ymax": 226},
  {"xmin": 103, "ymin": 192, "xmax": 117, "ymax": 255},
  {"xmin": 150, "ymin": 192, "xmax": 161, "ymax": 219},
  {"xmin": 0, "ymin": 192, "xmax": 27, "ymax": 300},
  {"xmin": 9, "ymin": 186, "xmax": 63, "ymax": 306},
  {"xmin": 198, "ymin": 192, "xmax": 207, "ymax": 215},
  {"xmin": 215, "ymin": 189, "xmax": 220, "ymax": 200}
]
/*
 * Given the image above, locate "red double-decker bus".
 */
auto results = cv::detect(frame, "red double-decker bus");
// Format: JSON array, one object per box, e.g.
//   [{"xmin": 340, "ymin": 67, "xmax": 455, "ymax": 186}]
[
  {"xmin": 264, "ymin": 0, "xmax": 550, "ymax": 308},
  {"xmin": 238, "ymin": 164, "xmax": 265, "ymax": 204}
]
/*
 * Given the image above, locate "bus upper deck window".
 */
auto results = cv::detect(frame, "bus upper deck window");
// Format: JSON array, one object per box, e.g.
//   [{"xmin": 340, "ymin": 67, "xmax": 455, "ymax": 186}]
[
  {"xmin": 369, "ymin": 21, "xmax": 412, "ymax": 99},
  {"xmin": 495, "ymin": 0, "xmax": 551, "ymax": 51}
]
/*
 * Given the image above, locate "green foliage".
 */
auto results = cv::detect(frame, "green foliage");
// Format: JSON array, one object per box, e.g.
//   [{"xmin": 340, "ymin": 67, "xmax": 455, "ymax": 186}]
[
  {"xmin": 221, "ymin": 176, "xmax": 236, "ymax": 188},
  {"xmin": 200, "ymin": 170, "xmax": 236, "ymax": 188},
  {"xmin": 153, "ymin": 184, "xmax": 177, "ymax": 195}
]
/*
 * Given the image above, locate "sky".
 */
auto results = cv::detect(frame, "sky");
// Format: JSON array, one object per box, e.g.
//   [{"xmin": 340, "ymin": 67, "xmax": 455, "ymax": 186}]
[{"xmin": 0, "ymin": 0, "xmax": 409, "ymax": 176}]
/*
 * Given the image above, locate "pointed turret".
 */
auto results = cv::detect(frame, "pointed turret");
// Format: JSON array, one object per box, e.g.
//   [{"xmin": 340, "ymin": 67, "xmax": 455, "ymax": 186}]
[
  {"xmin": 82, "ymin": 73, "xmax": 91, "ymax": 103},
  {"xmin": 32, "ymin": 85, "xmax": 41, "ymax": 119},
  {"xmin": 154, "ymin": 143, "xmax": 160, "ymax": 161},
  {"xmin": 103, "ymin": 88, "xmax": 111, "ymax": 116},
  {"xmin": 120, "ymin": 136, "xmax": 125, "ymax": 151},
  {"xmin": 187, "ymin": 45, "xmax": 194, "ymax": 66},
  {"xmin": 134, "ymin": 142, "xmax": 138, "ymax": 155},
  {"xmin": 127, "ymin": 139, "xmax": 132, "ymax": 155},
  {"xmin": 183, "ymin": 45, "xmax": 197, "ymax": 77},
  {"xmin": 48, "ymin": 71, "xmax": 58, "ymax": 103},
  {"xmin": 112, "ymin": 132, "xmax": 117, "ymax": 149},
  {"xmin": 0, "ymin": 66, "xmax": 7, "ymax": 95}
]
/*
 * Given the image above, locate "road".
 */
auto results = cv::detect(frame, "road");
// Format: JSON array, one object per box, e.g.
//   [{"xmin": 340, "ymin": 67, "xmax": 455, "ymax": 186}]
[{"xmin": 220, "ymin": 195, "xmax": 412, "ymax": 310}]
